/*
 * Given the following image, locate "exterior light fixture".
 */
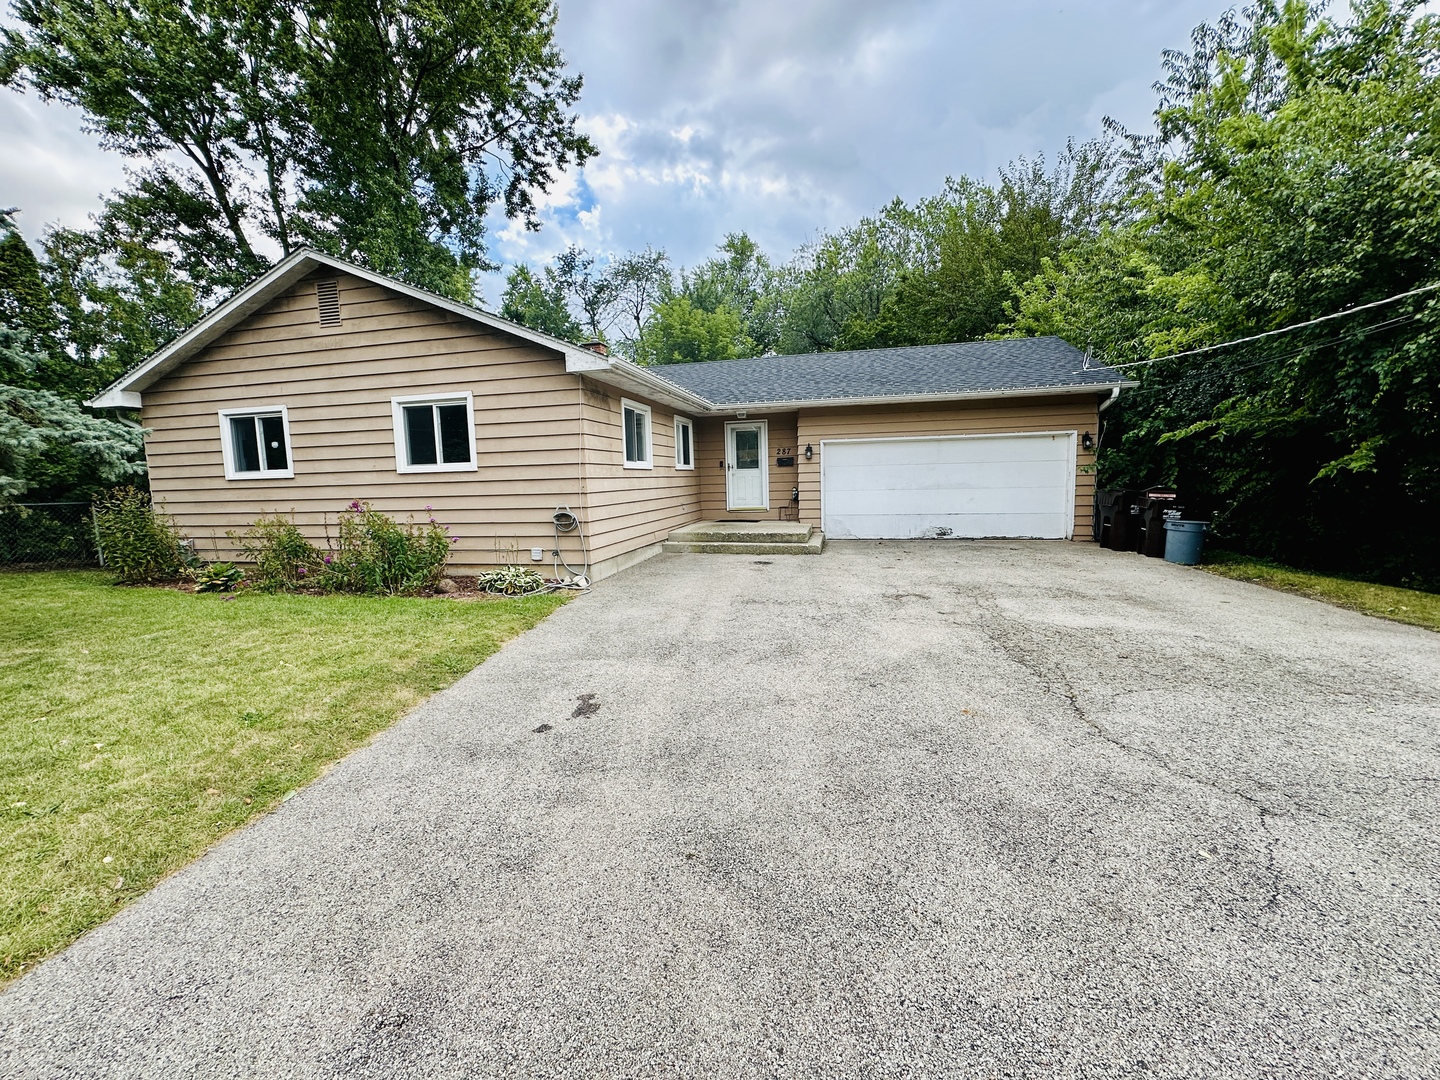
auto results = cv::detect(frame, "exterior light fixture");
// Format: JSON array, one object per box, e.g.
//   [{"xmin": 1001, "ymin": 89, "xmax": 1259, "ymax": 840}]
[
  {"xmin": 1081, "ymin": 432, "xmax": 1095, "ymax": 451},
  {"xmin": 804, "ymin": 444, "xmax": 813, "ymax": 460}
]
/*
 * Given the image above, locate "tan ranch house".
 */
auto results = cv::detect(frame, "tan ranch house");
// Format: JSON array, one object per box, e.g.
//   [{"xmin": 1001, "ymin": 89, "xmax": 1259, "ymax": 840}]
[{"xmin": 87, "ymin": 249, "xmax": 1134, "ymax": 579}]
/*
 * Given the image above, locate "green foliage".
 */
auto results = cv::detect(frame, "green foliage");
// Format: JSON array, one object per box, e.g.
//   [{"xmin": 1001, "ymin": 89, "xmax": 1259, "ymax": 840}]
[
  {"xmin": 234, "ymin": 502, "xmax": 452, "ymax": 595},
  {"xmin": 676, "ymin": 233, "xmax": 780, "ymax": 357},
  {"xmin": 500, "ymin": 263, "xmax": 583, "ymax": 341},
  {"xmin": 475, "ymin": 564, "xmax": 546, "ymax": 595},
  {"xmin": 2, "ymin": 0, "xmax": 596, "ymax": 302},
  {"xmin": 634, "ymin": 295, "xmax": 743, "ymax": 365},
  {"xmin": 91, "ymin": 486, "xmax": 189, "ymax": 582},
  {"xmin": 41, "ymin": 228, "xmax": 201, "ymax": 398},
  {"xmin": 1001, "ymin": 0, "xmax": 1440, "ymax": 588},
  {"xmin": 0, "ymin": 343, "xmax": 147, "ymax": 501},
  {"xmin": 232, "ymin": 513, "xmax": 323, "ymax": 591},
  {"xmin": 324, "ymin": 501, "xmax": 452, "ymax": 595},
  {"xmin": 190, "ymin": 560, "xmax": 244, "ymax": 592}
]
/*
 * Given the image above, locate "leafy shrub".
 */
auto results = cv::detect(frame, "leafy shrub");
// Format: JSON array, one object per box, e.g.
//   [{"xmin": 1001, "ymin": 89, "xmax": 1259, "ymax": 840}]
[
  {"xmin": 476, "ymin": 564, "xmax": 546, "ymax": 595},
  {"xmin": 232, "ymin": 513, "xmax": 323, "ymax": 591},
  {"xmin": 323, "ymin": 501, "xmax": 452, "ymax": 596},
  {"xmin": 192, "ymin": 561, "xmax": 245, "ymax": 593},
  {"xmin": 92, "ymin": 486, "xmax": 189, "ymax": 582}
]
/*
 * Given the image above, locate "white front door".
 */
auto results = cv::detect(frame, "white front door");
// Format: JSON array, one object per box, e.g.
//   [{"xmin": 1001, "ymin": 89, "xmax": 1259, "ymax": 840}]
[{"xmin": 725, "ymin": 421, "xmax": 769, "ymax": 511}]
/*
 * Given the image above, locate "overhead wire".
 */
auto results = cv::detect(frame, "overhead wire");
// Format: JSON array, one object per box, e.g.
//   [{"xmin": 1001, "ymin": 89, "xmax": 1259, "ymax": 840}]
[
  {"xmin": 1100, "ymin": 311, "xmax": 1423, "ymax": 403},
  {"xmin": 1080, "ymin": 281, "xmax": 1440, "ymax": 373}
]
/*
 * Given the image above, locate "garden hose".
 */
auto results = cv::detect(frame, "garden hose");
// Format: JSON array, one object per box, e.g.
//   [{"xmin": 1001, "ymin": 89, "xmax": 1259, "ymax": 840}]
[{"xmin": 551, "ymin": 507, "xmax": 591, "ymax": 588}]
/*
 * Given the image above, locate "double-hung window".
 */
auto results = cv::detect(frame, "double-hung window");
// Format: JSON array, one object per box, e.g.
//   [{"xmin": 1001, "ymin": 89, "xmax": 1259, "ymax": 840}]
[
  {"xmin": 219, "ymin": 406, "xmax": 294, "ymax": 480},
  {"xmin": 391, "ymin": 392, "xmax": 477, "ymax": 473},
  {"xmin": 674, "ymin": 415, "xmax": 694, "ymax": 470},
  {"xmin": 622, "ymin": 398, "xmax": 652, "ymax": 469}
]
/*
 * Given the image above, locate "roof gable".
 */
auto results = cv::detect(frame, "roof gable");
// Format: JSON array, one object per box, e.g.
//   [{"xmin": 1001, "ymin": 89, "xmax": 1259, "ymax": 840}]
[{"xmin": 86, "ymin": 249, "xmax": 709, "ymax": 414}]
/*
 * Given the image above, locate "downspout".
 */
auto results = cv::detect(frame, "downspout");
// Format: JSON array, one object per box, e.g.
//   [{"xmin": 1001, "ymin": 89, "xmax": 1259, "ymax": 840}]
[{"xmin": 1098, "ymin": 386, "xmax": 1121, "ymax": 413}]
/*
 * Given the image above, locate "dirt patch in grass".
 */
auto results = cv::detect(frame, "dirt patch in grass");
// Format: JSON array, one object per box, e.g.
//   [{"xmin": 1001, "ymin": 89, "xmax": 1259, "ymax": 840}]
[
  {"xmin": 1200, "ymin": 552, "xmax": 1440, "ymax": 632},
  {"xmin": 0, "ymin": 571, "xmax": 566, "ymax": 983}
]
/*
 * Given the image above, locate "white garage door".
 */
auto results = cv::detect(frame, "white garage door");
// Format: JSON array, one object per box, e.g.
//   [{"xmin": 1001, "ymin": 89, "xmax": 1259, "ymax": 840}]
[{"xmin": 821, "ymin": 432, "xmax": 1076, "ymax": 540}]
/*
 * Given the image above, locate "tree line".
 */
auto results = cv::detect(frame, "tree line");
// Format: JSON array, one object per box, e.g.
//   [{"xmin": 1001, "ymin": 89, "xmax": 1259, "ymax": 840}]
[{"xmin": 2, "ymin": 0, "xmax": 1437, "ymax": 588}]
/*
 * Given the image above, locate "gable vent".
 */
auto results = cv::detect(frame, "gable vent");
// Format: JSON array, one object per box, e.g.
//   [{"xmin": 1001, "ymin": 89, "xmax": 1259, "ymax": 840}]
[{"xmin": 315, "ymin": 279, "xmax": 342, "ymax": 326}]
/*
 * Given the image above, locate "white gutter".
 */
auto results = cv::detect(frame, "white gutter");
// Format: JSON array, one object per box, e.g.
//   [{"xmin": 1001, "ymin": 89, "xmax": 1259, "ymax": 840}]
[
  {"xmin": 1098, "ymin": 386, "xmax": 1122, "ymax": 413},
  {"xmin": 706, "ymin": 380, "xmax": 1138, "ymax": 414}
]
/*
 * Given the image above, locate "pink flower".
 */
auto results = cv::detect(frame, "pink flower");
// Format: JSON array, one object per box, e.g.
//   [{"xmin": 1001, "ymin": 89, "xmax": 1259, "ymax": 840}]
[
  {"xmin": 323, "ymin": 555, "xmax": 332, "ymax": 564},
  {"xmin": 297, "ymin": 566, "xmax": 306, "ymax": 576}
]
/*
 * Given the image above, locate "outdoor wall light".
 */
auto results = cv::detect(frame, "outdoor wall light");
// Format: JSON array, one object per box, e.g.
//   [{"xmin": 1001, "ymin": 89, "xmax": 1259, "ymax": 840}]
[
  {"xmin": 804, "ymin": 443, "xmax": 813, "ymax": 460},
  {"xmin": 1081, "ymin": 432, "xmax": 1095, "ymax": 451}
]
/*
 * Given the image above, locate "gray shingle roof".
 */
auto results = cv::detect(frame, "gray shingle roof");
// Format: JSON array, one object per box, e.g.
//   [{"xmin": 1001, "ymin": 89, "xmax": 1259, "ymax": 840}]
[{"xmin": 647, "ymin": 337, "xmax": 1123, "ymax": 406}]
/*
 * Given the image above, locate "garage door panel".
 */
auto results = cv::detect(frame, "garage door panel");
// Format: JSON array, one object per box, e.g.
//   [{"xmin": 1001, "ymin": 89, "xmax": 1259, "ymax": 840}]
[
  {"xmin": 826, "ymin": 511, "xmax": 1066, "ymax": 540},
  {"xmin": 832, "ymin": 484, "xmax": 1065, "ymax": 517},
  {"xmin": 822, "ymin": 433, "xmax": 1074, "ymax": 540}
]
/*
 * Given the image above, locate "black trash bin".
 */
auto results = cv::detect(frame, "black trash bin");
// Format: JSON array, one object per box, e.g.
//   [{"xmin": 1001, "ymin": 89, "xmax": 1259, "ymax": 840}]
[
  {"xmin": 1135, "ymin": 488, "xmax": 1179, "ymax": 558},
  {"xmin": 1095, "ymin": 489, "xmax": 1140, "ymax": 549}
]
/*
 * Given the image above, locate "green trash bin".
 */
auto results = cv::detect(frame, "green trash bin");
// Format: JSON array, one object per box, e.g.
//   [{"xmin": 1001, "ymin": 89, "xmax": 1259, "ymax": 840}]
[{"xmin": 1163, "ymin": 519, "xmax": 1208, "ymax": 565}]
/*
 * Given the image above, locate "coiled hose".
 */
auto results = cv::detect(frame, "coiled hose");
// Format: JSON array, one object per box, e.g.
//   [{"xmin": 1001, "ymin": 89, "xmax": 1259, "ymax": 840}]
[{"xmin": 551, "ymin": 507, "xmax": 590, "ymax": 588}]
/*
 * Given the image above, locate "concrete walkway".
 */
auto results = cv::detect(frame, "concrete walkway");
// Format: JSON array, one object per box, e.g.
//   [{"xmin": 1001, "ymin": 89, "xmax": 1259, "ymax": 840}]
[{"xmin": 3, "ymin": 543, "xmax": 1438, "ymax": 1078}]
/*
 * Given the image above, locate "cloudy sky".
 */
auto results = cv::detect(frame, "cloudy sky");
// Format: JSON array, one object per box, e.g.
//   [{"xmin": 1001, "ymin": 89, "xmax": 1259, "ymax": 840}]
[{"xmin": 1, "ymin": 0, "xmax": 1224, "ymax": 305}]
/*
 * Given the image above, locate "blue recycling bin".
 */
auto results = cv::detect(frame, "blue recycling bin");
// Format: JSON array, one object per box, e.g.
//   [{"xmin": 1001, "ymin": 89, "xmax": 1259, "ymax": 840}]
[{"xmin": 1163, "ymin": 519, "xmax": 1208, "ymax": 565}]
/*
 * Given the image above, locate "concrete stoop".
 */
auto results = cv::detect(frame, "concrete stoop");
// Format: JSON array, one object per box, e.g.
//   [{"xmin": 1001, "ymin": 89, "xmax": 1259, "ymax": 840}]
[{"xmin": 662, "ymin": 520, "xmax": 825, "ymax": 555}]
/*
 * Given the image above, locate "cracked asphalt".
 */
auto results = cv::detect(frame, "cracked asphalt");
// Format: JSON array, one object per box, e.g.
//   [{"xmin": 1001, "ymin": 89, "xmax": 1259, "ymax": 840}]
[{"xmin": 3, "ymin": 541, "xmax": 1438, "ymax": 1078}]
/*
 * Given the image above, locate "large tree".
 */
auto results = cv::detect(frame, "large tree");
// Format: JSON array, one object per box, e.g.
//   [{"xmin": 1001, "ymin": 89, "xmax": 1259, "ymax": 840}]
[
  {"xmin": 1006, "ymin": 0, "xmax": 1440, "ymax": 587},
  {"xmin": 2, "ymin": 0, "xmax": 596, "ymax": 301}
]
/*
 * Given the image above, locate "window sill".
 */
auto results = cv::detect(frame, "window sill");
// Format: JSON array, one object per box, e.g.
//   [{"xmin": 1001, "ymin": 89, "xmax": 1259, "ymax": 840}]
[
  {"xmin": 396, "ymin": 462, "xmax": 478, "ymax": 474},
  {"xmin": 674, "ymin": 463, "xmax": 695, "ymax": 471},
  {"xmin": 224, "ymin": 469, "xmax": 295, "ymax": 481},
  {"xmin": 623, "ymin": 460, "xmax": 654, "ymax": 470}
]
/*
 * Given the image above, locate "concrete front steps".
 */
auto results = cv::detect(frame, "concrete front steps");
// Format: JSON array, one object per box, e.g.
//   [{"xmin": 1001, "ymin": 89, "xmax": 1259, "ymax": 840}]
[{"xmin": 662, "ymin": 520, "xmax": 825, "ymax": 555}]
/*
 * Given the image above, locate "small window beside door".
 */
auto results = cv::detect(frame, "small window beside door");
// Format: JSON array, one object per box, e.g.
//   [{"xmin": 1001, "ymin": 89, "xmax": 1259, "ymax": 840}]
[
  {"xmin": 219, "ymin": 406, "xmax": 294, "ymax": 480},
  {"xmin": 674, "ymin": 415, "xmax": 694, "ymax": 470},
  {"xmin": 391, "ymin": 392, "xmax": 477, "ymax": 473},
  {"xmin": 622, "ymin": 399, "xmax": 652, "ymax": 469}
]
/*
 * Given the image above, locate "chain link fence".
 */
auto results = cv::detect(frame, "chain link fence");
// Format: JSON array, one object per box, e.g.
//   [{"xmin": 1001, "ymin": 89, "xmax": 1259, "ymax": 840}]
[{"xmin": 0, "ymin": 502, "xmax": 101, "ymax": 568}]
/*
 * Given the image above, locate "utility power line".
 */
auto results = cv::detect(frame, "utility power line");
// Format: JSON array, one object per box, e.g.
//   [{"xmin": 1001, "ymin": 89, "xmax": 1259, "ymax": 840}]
[{"xmin": 1083, "ymin": 281, "xmax": 1440, "ymax": 372}]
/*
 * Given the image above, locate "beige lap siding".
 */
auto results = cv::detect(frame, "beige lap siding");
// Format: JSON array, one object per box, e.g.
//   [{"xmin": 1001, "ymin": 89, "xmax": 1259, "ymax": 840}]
[
  {"xmin": 694, "ymin": 413, "xmax": 801, "ymax": 519},
  {"xmin": 577, "ymin": 379, "xmax": 703, "ymax": 567},
  {"xmin": 794, "ymin": 396, "xmax": 1101, "ymax": 539},
  {"xmin": 141, "ymin": 270, "xmax": 589, "ymax": 572}
]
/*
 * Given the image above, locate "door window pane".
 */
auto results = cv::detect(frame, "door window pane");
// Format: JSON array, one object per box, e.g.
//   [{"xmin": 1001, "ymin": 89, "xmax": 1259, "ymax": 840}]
[
  {"xmin": 734, "ymin": 428, "xmax": 760, "ymax": 469},
  {"xmin": 437, "ymin": 404, "xmax": 470, "ymax": 463},
  {"xmin": 404, "ymin": 405, "xmax": 438, "ymax": 466},
  {"xmin": 259, "ymin": 414, "xmax": 288, "ymax": 471},
  {"xmin": 230, "ymin": 416, "xmax": 261, "ymax": 472}
]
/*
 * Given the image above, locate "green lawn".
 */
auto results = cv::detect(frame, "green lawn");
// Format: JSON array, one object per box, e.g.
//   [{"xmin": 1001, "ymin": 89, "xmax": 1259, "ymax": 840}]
[
  {"xmin": 1201, "ymin": 551, "xmax": 1440, "ymax": 632},
  {"xmin": 0, "ymin": 571, "xmax": 565, "ymax": 983}
]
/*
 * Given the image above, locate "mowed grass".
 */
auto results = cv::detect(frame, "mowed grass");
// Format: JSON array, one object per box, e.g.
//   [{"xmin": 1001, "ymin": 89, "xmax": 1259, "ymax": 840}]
[
  {"xmin": 1202, "ymin": 551, "xmax": 1440, "ymax": 632},
  {"xmin": 0, "ymin": 571, "xmax": 565, "ymax": 983}
]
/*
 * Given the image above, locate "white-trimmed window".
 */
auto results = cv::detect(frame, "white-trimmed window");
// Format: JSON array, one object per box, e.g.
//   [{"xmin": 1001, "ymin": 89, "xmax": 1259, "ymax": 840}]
[
  {"xmin": 219, "ymin": 406, "xmax": 294, "ymax": 480},
  {"xmin": 622, "ymin": 398, "xmax": 652, "ymax": 469},
  {"xmin": 391, "ymin": 392, "xmax": 477, "ymax": 473},
  {"xmin": 674, "ymin": 415, "xmax": 694, "ymax": 470}
]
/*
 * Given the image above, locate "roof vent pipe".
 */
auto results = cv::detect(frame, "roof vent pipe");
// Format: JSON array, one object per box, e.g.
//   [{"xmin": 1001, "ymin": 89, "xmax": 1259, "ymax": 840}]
[{"xmin": 581, "ymin": 340, "xmax": 608, "ymax": 356}]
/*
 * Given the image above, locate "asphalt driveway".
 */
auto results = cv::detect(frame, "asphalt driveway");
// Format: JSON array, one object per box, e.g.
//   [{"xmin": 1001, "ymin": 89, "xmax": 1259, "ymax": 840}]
[{"xmin": 4, "ymin": 542, "xmax": 1438, "ymax": 1078}]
